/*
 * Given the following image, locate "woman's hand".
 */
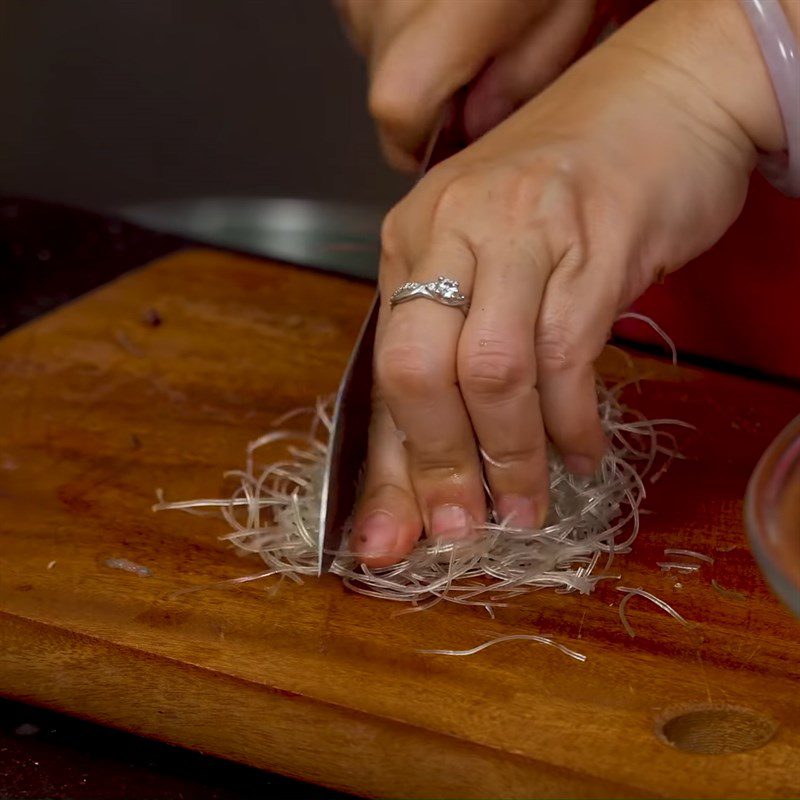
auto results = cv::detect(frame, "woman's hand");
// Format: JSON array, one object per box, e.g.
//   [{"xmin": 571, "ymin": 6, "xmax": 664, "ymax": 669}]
[
  {"xmin": 335, "ymin": 0, "xmax": 595, "ymax": 170},
  {"xmin": 350, "ymin": 0, "xmax": 787, "ymax": 566}
]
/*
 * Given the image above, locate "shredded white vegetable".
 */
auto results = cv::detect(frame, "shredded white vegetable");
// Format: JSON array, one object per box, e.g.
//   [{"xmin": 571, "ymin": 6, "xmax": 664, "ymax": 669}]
[
  {"xmin": 417, "ymin": 634, "xmax": 586, "ymax": 662},
  {"xmin": 663, "ymin": 548, "xmax": 714, "ymax": 564},
  {"xmin": 616, "ymin": 585, "xmax": 691, "ymax": 637},
  {"xmin": 618, "ymin": 591, "xmax": 638, "ymax": 637},
  {"xmin": 105, "ymin": 558, "xmax": 152, "ymax": 577},
  {"xmin": 657, "ymin": 561, "xmax": 701, "ymax": 573},
  {"xmin": 154, "ymin": 378, "xmax": 683, "ymax": 612},
  {"xmin": 616, "ymin": 312, "xmax": 678, "ymax": 365}
]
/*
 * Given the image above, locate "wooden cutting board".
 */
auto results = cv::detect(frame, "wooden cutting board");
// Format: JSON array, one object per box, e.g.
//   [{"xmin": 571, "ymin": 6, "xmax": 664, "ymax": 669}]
[{"xmin": 0, "ymin": 249, "xmax": 798, "ymax": 799}]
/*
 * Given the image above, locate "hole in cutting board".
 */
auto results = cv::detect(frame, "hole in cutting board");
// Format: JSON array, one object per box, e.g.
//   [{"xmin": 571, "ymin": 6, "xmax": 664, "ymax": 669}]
[{"xmin": 656, "ymin": 705, "xmax": 777, "ymax": 754}]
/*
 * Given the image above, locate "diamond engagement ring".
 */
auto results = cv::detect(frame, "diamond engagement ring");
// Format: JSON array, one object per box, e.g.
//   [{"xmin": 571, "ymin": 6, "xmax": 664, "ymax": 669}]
[{"xmin": 389, "ymin": 276, "xmax": 470, "ymax": 313}]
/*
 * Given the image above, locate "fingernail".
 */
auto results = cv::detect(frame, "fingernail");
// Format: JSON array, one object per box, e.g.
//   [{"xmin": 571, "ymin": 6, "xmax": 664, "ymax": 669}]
[
  {"xmin": 497, "ymin": 494, "xmax": 537, "ymax": 528},
  {"xmin": 431, "ymin": 504, "xmax": 471, "ymax": 539},
  {"xmin": 356, "ymin": 511, "xmax": 398, "ymax": 557},
  {"xmin": 564, "ymin": 454, "xmax": 597, "ymax": 477}
]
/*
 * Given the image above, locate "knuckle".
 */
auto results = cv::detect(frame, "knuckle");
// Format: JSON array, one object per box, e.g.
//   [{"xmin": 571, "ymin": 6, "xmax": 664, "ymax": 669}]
[
  {"xmin": 377, "ymin": 342, "xmax": 450, "ymax": 400},
  {"xmin": 410, "ymin": 451, "xmax": 471, "ymax": 481},
  {"xmin": 368, "ymin": 73, "xmax": 417, "ymax": 131},
  {"xmin": 428, "ymin": 172, "xmax": 474, "ymax": 228},
  {"xmin": 382, "ymin": 144, "xmax": 418, "ymax": 173},
  {"xmin": 498, "ymin": 156, "xmax": 581, "ymax": 225},
  {"xmin": 483, "ymin": 442, "xmax": 546, "ymax": 467},
  {"xmin": 360, "ymin": 480, "xmax": 413, "ymax": 507},
  {"xmin": 535, "ymin": 322, "xmax": 582, "ymax": 374},
  {"xmin": 503, "ymin": 170, "xmax": 543, "ymax": 211},
  {"xmin": 379, "ymin": 206, "xmax": 404, "ymax": 262},
  {"xmin": 459, "ymin": 337, "xmax": 532, "ymax": 398}
]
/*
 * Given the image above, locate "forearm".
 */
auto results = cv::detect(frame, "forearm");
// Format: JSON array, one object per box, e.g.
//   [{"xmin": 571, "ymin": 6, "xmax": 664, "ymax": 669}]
[{"xmin": 610, "ymin": 0, "xmax": 796, "ymax": 156}]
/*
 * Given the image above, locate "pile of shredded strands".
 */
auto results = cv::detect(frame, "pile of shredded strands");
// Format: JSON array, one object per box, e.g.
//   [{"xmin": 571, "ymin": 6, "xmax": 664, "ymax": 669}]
[{"xmin": 154, "ymin": 379, "xmax": 690, "ymax": 617}]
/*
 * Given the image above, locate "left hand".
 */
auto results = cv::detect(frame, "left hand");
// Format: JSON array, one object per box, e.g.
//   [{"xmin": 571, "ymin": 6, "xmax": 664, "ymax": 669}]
[{"xmin": 349, "ymin": 0, "xmax": 774, "ymax": 566}]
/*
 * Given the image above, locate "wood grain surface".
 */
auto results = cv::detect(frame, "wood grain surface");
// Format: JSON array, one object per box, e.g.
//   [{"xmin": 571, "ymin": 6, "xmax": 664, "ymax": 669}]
[{"xmin": 0, "ymin": 249, "xmax": 798, "ymax": 799}]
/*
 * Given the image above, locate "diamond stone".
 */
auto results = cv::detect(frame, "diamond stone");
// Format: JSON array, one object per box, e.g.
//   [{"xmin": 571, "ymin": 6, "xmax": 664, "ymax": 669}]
[{"xmin": 436, "ymin": 277, "xmax": 460, "ymax": 298}]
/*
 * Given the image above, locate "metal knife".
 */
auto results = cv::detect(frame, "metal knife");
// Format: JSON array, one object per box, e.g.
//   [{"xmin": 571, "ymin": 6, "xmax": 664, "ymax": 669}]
[{"xmin": 317, "ymin": 103, "xmax": 467, "ymax": 574}]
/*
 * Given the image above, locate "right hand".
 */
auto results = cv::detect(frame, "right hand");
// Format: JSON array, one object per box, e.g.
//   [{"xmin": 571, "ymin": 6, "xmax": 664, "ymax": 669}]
[{"xmin": 335, "ymin": 0, "xmax": 596, "ymax": 171}]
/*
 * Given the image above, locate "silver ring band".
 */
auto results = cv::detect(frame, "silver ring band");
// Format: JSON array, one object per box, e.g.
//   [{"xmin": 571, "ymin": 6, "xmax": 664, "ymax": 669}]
[{"xmin": 389, "ymin": 276, "xmax": 470, "ymax": 313}]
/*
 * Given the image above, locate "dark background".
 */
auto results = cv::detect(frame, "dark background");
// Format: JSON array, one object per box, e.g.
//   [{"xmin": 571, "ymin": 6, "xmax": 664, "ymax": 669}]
[{"xmin": 0, "ymin": 0, "xmax": 409, "ymax": 213}]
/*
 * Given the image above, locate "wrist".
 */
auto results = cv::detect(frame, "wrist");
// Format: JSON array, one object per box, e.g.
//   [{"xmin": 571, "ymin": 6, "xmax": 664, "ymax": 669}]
[{"xmin": 611, "ymin": 0, "xmax": 787, "ymax": 156}]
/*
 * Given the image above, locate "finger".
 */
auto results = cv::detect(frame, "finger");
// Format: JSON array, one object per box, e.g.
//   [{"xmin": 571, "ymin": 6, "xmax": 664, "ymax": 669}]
[
  {"xmin": 334, "ymin": 0, "xmax": 399, "ymax": 57},
  {"xmin": 352, "ymin": 242, "xmax": 424, "ymax": 567},
  {"xmin": 463, "ymin": 0, "xmax": 595, "ymax": 140},
  {"xmin": 351, "ymin": 389, "xmax": 423, "ymax": 568},
  {"xmin": 369, "ymin": 1, "xmax": 546, "ymax": 166},
  {"xmin": 536, "ymin": 256, "xmax": 614, "ymax": 477},
  {"xmin": 377, "ymin": 235, "xmax": 486, "ymax": 540},
  {"xmin": 457, "ymin": 241, "xmax": 551, "ymax": 528},
  {"xmin": 377, "ymin": 130, "xmax": 426, "ymax": 174}
]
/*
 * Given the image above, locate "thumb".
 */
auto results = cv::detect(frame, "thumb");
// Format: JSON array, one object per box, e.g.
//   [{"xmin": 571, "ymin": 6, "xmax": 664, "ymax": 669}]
[{"xmin": 369, "ymin": 1, "xmax": 548, "ymax": 170}]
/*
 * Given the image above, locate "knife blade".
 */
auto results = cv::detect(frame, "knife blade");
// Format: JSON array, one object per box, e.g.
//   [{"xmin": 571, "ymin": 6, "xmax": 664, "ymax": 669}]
[{"xmin": 317, "ymin": 100, "xmax": 467, "ymax": 574}]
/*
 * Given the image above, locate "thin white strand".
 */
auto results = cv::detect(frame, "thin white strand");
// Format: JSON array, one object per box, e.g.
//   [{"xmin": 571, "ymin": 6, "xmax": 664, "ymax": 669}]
[
  {"xmin": 615, "ymin": 586, "xmax": 691, "ymax": 634},
  {"xmin": 657, "ymin": 562, "xmax": 701, "ymax": 573},
  {"xmin": 616, "ymin": 312, "xmax": 678, "ymax": 364},
  {"xmin": 663, "ymin": 548, "xmax": 714, "ymax": 564},
  {"xmin": 618, "ymin": 592, "xmax": 637, "ymax": 638},
  {"xmin": 417, "ymin": 634, "xmax": 586, "ymax": 662}
]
